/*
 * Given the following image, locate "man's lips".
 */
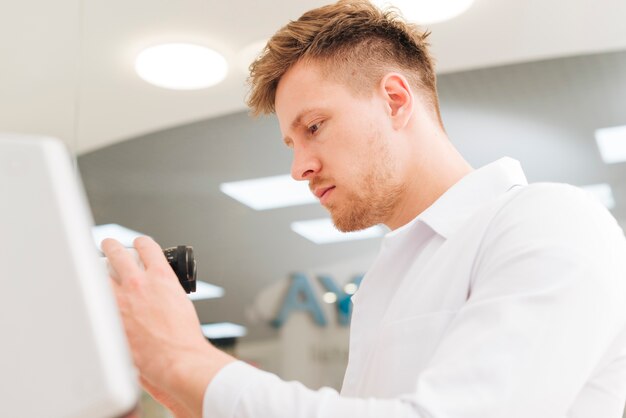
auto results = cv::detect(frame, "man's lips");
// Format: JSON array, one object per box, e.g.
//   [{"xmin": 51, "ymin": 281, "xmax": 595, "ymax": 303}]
[{"xmin": 314, "ymin": 186, "xmax": 335, "ymax": 199}]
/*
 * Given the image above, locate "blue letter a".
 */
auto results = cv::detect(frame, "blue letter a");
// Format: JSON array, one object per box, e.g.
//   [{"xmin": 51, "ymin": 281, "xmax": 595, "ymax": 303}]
[{"xmin": 272, "ymin": 273, "xmax": 327, "ymax": 328}]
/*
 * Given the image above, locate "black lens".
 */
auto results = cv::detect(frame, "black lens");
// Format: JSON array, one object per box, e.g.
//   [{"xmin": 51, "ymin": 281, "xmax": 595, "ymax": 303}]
[{"xmin": 163, "ymin": 246, "xmax": 196, "ymax": 294}]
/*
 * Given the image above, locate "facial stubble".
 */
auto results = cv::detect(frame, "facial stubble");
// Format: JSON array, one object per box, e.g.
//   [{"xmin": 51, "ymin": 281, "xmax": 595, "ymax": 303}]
[{"xmin": 329, "ymin": 134, "xmax": 405, "ymax": 232}]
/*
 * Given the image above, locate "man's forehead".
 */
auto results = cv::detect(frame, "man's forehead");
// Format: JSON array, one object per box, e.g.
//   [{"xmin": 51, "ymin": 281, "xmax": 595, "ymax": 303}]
[
  {"xmin": 275, "ymin": 62, "xmax": 323, "ymax": 106},
  {"xmin": 275, "ymin": 66, "xmax": 323, "ymax": 128},
  {"xmin": 275, "ymin": 62, "xmax": 344, "ymax": 121}
]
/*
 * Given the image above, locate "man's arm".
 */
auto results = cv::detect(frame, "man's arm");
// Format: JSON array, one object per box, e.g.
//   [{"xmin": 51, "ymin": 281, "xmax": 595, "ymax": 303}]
[
  {"xmin": 102, "ymin": 237, "xmax": 421, "ymax": 417},
  {"xmin": 102, "ymin": 237, "xmax": 235, "ymax": 417}
]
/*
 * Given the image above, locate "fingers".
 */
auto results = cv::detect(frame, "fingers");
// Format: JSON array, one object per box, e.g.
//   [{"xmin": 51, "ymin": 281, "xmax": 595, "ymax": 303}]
[
  {"xmin": 102, "ymin": 238, "xmax": 143, "ymax": 283},
  {"xmin": 133, "ymin": 236, "xmax": 169, "ymax": 271},
  {"xmin": 108, "ymin": 276, "xmax": 126, "ymax": 308}
]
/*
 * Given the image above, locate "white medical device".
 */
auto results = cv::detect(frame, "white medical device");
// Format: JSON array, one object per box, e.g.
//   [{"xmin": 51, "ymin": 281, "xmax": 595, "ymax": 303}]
[{"xmin": 0, "ymin": 134, "xmax": 139, "ymax": 418}]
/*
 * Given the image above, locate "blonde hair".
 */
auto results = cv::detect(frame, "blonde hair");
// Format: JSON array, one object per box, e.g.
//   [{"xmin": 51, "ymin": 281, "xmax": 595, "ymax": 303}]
[{"xmin": 247, "ymin": 0, "xmax": 440, "ymax": 123}]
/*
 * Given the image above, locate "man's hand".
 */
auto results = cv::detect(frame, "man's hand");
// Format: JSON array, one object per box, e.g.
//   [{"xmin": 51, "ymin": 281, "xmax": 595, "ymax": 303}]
[{"xmin": 102, "ymin": 236, "xmax": 235, "ymax": 417}]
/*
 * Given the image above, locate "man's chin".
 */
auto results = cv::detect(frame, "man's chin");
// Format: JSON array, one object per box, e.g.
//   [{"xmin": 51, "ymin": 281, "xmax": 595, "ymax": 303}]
[{"xmin": 331, "ymin": 212, "xmax": 374, "ymax": 233}]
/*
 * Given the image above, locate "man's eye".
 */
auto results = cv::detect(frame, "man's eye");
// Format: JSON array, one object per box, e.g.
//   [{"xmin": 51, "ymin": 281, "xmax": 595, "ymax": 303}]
[{"xmin": 308, "ymin": 122, "xmax": 321, "ymax": 135}]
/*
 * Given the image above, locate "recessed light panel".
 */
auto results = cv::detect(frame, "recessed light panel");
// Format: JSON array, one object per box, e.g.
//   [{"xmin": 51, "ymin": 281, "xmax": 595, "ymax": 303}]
[
  {"xmin": 92, "ymin": 223, "xmax": 146, "ymax": 248},
  {"xmin": 220, "ymin": 174, "xmax": 316, "ymax": 210},
  {"xmin": 373, "ymin": 0, "xmax": 475, "ymax": 24},
  {"xmin": 595, "ymin": 125, "xmax": 626, "ymax": 164},
  {"xmin": 291, "ymin": 218, "xmax": 386, "ymax": 244},
  {"xmin": 135, "ymin": 43, "xmax": 228, "ymax": 90},
  {"xmin": 201, "ymin": 322, "xmax": 247, "ymax": 339},
  {"xmin": 188, "ymin": 281, "xmax": 224, "ymax": 301}
]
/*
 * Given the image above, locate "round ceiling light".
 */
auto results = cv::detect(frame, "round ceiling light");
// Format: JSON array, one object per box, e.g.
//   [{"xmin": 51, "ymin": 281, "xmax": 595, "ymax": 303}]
[
  {"xmin": 135, "ymin": 43, "xmax": 228, "ymax": 90},
  {"xmin": 373, "ymin": 0, "xmax": 475, "ymax": 24}
]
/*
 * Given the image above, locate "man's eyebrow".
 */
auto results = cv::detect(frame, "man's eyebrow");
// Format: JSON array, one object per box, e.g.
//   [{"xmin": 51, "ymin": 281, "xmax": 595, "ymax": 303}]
[
  {"xmin": 282, "ymin": 108, "xmax": 319, "ymax": 146},
  {"xmin": 290, "ymin": 108, "xmax": 317, "ymax": 130}
]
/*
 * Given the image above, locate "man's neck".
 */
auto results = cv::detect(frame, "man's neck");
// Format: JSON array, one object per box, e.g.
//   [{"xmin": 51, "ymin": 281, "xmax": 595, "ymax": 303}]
[{"xmin": 385, "ymin": 140, "xmax": 473, "ymax": 231}]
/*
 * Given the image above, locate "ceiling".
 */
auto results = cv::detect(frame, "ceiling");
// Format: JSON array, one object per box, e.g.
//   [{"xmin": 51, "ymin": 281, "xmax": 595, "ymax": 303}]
[{"xmin": 1, "ymin": 0, "xmax": 626, "ymax": 154}]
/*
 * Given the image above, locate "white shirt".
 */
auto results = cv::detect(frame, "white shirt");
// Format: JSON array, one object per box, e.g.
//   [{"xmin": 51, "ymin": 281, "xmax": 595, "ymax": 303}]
[{"xmin": 203, "ymin": 157, "xmax": 626, "ymax": 418}]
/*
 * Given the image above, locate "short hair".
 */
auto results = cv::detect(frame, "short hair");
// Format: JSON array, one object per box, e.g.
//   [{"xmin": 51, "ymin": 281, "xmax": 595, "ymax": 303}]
[{"xmin": 247, "ymin": 0, "xmax": 441, "ymax": 124}]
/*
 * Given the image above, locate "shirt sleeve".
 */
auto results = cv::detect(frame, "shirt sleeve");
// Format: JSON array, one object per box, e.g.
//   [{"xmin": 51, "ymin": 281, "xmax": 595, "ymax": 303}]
[
  {"xmin": 203, "ymin": 184, "xmax": 626, "ymax": 418},
  {"xmin": 202, "ymin": 360, "xmax": 422, "ymax": 418}
]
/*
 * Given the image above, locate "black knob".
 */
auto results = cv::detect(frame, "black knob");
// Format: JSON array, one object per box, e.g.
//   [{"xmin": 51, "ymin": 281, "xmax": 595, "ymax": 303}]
[{"xmin": 163, "ymin": 246, "xmax": 196, "ymax": 294}]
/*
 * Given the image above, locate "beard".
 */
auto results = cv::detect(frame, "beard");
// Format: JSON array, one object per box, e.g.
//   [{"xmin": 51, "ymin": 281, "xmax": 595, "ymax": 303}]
[{"xmin": 328, "ymin": 143, "xmax": 405, "ymax": 232}]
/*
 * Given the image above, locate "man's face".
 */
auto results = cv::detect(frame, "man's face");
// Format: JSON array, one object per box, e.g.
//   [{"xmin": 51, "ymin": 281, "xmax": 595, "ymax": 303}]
[{"xmin": 275, "ymin": 61, "xmax": 405, "ymax": 232}]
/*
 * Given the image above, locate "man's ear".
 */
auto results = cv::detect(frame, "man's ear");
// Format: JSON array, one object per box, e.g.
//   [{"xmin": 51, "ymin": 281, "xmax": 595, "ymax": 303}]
[{"xmin": 380, "ymin": 73, "xmax": 414, "ymax": 130}]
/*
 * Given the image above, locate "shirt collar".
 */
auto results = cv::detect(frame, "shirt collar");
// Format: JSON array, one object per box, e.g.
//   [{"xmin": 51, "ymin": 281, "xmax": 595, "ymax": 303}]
[{"xmin": 386, "ymin": 157, "xmax": 528, "ymax": 241}]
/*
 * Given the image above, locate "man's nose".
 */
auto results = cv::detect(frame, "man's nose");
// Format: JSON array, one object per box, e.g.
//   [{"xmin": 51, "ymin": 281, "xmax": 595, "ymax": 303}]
[{"xmin": 291, "ymin": 146, "xmax": 321, "ymax": 181}]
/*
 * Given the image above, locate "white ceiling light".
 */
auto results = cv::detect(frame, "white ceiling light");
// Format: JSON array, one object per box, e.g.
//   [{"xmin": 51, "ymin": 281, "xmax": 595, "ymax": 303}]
[
  {"xmin": 220, "ymin": 174, "xmax": 316, "ymax": 210},
  {"xmin": 373, "ymin": 0, "xmax": 475, "ymax": 24},
  {"xmin": 580, "ymin": 183, "xmax": 616, "ymax": 210},
  {"xmin": 595, "ymin": 124, "xmax": 626, "ymax": 164},
  {"xmin": 188, "ymin": 281, "xmax": 225, "ymax": 301},
  {"xmin": 135, "ymin": 43, "xmax": 228, "ymax": 90},
  {"xmin": 291, "ymin": 218, "xmax": 386, "ymax": 244},
  {"xmin": 201, "ymin": 322, "xmax": 247, "ymax": 339},
  {"xmin": 344, "ymin": 283, "xmax": 358, "ymax": 295},
  {"xmin": 92, "ymin": 223, "xmax": 146, "ymax": 249},
  {"xmin": 323, "ymin": 292, "xmax": 338, "ymax": 304}
]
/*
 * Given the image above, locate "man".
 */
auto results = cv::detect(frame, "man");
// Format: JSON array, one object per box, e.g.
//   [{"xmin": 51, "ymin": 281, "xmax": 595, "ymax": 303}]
[{"xmin": 102, "ymin": 1, "xmax": 626, "ymax": 417}]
